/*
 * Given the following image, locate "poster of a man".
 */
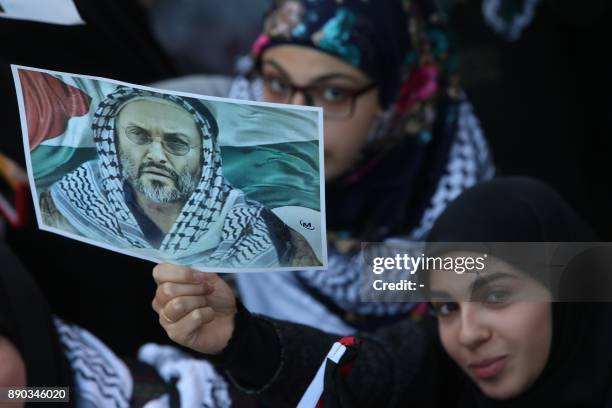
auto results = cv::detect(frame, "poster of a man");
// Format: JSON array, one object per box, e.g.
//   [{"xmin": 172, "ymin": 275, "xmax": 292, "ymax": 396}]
[{"xmin": 13, "ymin": 65, "xmax": 326, "ymax": 271}]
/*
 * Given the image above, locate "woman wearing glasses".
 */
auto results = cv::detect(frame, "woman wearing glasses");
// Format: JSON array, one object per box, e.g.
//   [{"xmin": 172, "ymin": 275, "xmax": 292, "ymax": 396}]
[{"xmin": 158, "ymin": 0, "xmax": 495, "ymax": 334}]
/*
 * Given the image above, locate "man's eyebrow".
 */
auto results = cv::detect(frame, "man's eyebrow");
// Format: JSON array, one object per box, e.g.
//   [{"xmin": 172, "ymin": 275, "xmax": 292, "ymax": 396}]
[
  {"xmin": 262, "ymin": 59, "xmax": 361, "ymax": 84},
  {"xmin": 470, "ymin": 272, "xmax": 519, "ymax": 294},
  {"xmin": 122, "ymin": 122, "xmax": 191, "ymax": 137},
  {"xmin": 123, "ymin": 121, "xmax": 147, "ymax": 128},
  {"xmin": 164, "ymin": 131, "xmax": 192, "ymax": 140}
]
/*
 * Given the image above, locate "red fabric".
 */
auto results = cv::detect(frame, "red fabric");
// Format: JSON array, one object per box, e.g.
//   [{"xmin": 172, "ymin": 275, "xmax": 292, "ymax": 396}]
[
  {"xmin": 19, "ymin": 70, "xmax": 91, "ymax": 151},
  {"xmin": 315, "ymin": 337, "xmax": 359, "ymax": 408},
  {"xmin": 338, "ymin": 337, "xmax": 357, "ymax": 347},
  {"xmin": 395, "ymin": 64, "xmax": 439, "ymax": 113},
  {"xmin": 13, "ymin": 183, "xmax": 29, "ymax": 228},
  {"xmin": 338, "ymin": 337, "xmax": 357, "ymax": 377}
]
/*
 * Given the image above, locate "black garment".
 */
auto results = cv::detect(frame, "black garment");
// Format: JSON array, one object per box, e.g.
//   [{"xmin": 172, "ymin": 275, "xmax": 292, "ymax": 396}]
[
  {"xmin": 0, "ymin": 0, "xmax": 176, "ymax": 162},
  {"xmin": 0, "ymin": 241, "xmax": 183, "ymax": 407},
  {"xmin": 0, "ymin": 241, "xmax": 73, "ymax": 397},
  {"xmin": 212, "ymin": 178, "xmax": 612, "ymax": 407},
  {"xmin": 326, "ymin": 96, "xmax": 458, "ymax": 241},
  {"xmin": 0, "ymin": 0, "xmax": 177, "ymax": 355},
  {"xmin": 454, "ymin": 0, "xmax": 612, "ymax": 239},
  {"xmin": 426, "ymin": 177, "xmax": 596, "ymax": 243},
  {"xmin": 124, "ymin": 183, "xmax": 165, "ymax": 249}
]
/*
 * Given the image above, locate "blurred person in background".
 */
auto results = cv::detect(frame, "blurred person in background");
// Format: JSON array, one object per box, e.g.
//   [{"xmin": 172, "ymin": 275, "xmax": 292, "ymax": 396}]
[{"xmin": 0, "ymin": 0, "xmax": 178, "ymax": 355}]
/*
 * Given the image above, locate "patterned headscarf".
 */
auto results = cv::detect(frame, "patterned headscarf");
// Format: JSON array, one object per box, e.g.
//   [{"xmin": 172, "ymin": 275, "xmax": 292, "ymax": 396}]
[{"xmin": 251, "ymin": 0, "xmax": 412, "ymax": 109}]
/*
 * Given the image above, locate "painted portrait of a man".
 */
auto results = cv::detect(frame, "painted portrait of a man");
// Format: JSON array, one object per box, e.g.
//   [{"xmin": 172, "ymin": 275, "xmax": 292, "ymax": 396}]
[{"xmin": 34, "ymin": 85, "xmax": 320, "ymax": 268}]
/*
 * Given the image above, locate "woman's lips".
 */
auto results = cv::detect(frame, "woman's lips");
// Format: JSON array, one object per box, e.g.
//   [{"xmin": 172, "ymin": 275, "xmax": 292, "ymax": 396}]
[{"xmin": 468, "ymin": 356, "xmax": 507, "ymax": 380}]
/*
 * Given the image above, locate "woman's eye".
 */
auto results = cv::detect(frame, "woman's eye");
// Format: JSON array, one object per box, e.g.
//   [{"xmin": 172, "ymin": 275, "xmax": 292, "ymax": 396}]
[
  {"xmin": 483, "ymin": 289, "xmax": 511, "ymax": 305},
  {"xmin": 266, "ymin": 77, "xmax": 290, "ymax": 94},
  {"xmin": 321, "ymin": 87, "xmax": 350, "ymax": 103},
  {"xmin": 433, "ymin": 302, "xmax": 458, "ymax": 317}
]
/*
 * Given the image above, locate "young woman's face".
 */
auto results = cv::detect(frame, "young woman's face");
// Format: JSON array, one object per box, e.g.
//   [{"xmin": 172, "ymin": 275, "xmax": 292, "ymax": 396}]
[
  {"xmin": 260, "ymin": 46, "xmax": 380, "ymax": 181},
  {"xmin": 0, "ymin": 336, "xmax": 26, "ymax": 407},
  {"xmin": 429, "ymin": 253, "xmax": 552, "ymax": 400}
]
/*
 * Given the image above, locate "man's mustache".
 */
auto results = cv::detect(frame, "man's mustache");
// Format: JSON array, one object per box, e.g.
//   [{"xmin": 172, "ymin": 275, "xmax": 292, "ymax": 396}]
[{"xmin": 138, "ymin": 162, "xmax": 179, "ymax": 183}]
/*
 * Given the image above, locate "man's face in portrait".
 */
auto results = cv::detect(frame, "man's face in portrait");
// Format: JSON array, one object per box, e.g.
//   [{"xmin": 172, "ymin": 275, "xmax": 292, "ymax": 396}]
[{"xmin": 116, "ymin": 99, "xmax": 203, "ymax": 204}]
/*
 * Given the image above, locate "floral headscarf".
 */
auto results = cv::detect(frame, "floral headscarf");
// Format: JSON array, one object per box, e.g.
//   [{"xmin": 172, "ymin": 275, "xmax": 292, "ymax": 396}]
[{"xmin": 252, "ymin": 0, "xmax": 412, "ymax": 109}]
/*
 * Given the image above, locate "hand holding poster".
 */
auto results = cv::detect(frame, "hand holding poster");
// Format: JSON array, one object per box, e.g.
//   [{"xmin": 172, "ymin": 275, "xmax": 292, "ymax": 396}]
[{"xmin": 12, "ymin": 65, "xmax": 327, "ymax": 272}]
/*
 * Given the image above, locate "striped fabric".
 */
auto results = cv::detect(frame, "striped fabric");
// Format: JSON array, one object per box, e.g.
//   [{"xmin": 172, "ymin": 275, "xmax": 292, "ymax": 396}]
[
  {"xmin": 54, "ymin": 319, "xmax": 233, "ymax": 407},
  {"xmin": 54, "ymin": 318, "xmax": 132, "ymax": 408}
]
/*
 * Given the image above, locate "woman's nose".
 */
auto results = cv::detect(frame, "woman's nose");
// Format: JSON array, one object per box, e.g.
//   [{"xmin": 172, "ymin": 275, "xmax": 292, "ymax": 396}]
[
  {"xmin": 290, "ymin": 89, "xmax": 310, "ymax": 106},
  {"xmin": 457, "ymin": 306, "xmax": 491, "ymax": 349}
]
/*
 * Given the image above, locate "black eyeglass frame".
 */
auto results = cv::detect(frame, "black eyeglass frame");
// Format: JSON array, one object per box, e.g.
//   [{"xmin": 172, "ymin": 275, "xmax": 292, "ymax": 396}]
[{"xmin": 257, "ymin": 66, "xmax": 377, "ymax": 120}]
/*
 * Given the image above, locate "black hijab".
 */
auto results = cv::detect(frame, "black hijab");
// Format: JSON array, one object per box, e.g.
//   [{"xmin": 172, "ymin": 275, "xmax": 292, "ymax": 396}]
[
  {"xmin": 0, "ymin": 241, "xmax": 72, "ymax": 394},
  {"xmin": 425, "ymin": 177, "xmax": 612, "ymax": 407}
]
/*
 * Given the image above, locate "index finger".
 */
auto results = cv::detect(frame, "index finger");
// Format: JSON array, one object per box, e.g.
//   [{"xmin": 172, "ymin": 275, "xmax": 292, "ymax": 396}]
[{"xmin": 152, "ymin": 264, "xmax": 217, "ymax": 285}]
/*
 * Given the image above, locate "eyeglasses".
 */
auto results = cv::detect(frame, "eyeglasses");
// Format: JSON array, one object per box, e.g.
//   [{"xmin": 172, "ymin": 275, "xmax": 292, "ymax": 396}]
[
  {"xmin": 260, "ymin": 73, "xmax": 377, "ymax": 120},
  {"xmin": 120, "ymin": 126, "xmax": 200, "ymax": 156}
]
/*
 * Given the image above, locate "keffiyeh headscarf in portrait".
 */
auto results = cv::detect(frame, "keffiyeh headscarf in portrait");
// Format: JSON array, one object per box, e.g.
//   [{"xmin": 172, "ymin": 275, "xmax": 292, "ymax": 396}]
[{"xmin": 50, "ymin": 87, "xmax": 280, "ymax": 267}]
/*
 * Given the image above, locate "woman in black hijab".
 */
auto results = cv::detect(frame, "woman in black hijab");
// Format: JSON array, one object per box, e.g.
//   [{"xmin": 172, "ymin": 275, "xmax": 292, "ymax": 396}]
[
  {"xmin": 0, "ymin": 241, "xmax": 71, "ymax": 394},
  {"xmin": 422, "ymin": 177, "xmax": 612, "ymax": 407},
  {"xmin": 1, "ymin": 240, "xmax": 243, "ymax": 406},
  {"xmin": 151, "ymin": 177, "xmax": 612, "ymax": 407}
]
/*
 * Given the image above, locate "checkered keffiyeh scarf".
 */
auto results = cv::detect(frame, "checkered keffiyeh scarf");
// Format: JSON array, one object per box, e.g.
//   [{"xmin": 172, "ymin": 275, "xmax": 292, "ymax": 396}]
[{"xmin": 51, "ymin": 87, "xmax": 279, "ymax": 267}]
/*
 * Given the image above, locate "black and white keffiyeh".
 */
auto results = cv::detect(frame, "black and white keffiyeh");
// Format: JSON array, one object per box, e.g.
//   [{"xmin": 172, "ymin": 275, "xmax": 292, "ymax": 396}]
[
  {"xmin": 54, "ymin": 318, "xmax": 133, "ymax": 408},
  {"xmin": 291, "ymin": 99, "xmax": 495, "ymax": 320},
  {"xmin": 138, "ymin": 344, "xmax": 232, "ymax": 408},
  {"xmin": 231, "ymin": 77, "xmax": 495, "ymax": 323},
  {"xmin": 50, "ymin": 87, "xmax": 279, "ymax": 267},
  {"xmin": 55, "ymin": 319, "xmax": 232, "ymax": 407}
]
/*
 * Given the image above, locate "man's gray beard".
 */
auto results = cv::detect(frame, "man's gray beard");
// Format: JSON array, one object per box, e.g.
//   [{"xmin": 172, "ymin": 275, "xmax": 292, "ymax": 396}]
[
  {"xmin": 120, "ymin": 152, "xmax": 200, "ymax": 204},
  {"xmin": 135, "ymin": 171, "xmax": 199, "ymax": 204}
]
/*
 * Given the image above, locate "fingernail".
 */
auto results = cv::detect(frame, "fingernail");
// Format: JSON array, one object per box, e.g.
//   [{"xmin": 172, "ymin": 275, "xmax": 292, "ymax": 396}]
[{"xmin": 192, "ymin": 271, "xmax": 204, "ymax": 283}]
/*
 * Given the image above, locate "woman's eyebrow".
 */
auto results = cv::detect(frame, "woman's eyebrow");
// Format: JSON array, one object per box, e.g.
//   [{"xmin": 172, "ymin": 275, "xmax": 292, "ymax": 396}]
[
  {"xmin": 262, "ymin": 59, "xmax": 361, "ymax": 84},
  {"xmin": 428, "ymin": 289, "xmax": 452, "ymax": 300},
  {"xmin": 262, "ymin": 60, "xmax": 291, "ymax": 79},
  {"xmin": 470, "ymin": 272, "xmax": 519, "ymax": 294},
  {"xmin": 310, "ymin": 73, "xmax": 361, "ymax": 84}
]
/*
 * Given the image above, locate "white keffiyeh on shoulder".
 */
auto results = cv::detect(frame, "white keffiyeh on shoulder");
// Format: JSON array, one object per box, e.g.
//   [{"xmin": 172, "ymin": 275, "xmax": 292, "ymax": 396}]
[
  {"xmin": 54, "ymin": 319, "xmax": 233, "ymax": 407},
  {"xmin": 138, "ymin": 344, "xmax": 232, "ymax": 408},
  {"xmin": 54, "ymin": 318, "xmax": 133, "ymax": 408}
]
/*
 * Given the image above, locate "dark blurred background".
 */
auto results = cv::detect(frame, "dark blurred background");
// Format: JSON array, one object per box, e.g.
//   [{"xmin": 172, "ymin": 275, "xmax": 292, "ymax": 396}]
[{"xmin": 1, "ymin": 0, "xmax": 610, "ymax": 355}]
